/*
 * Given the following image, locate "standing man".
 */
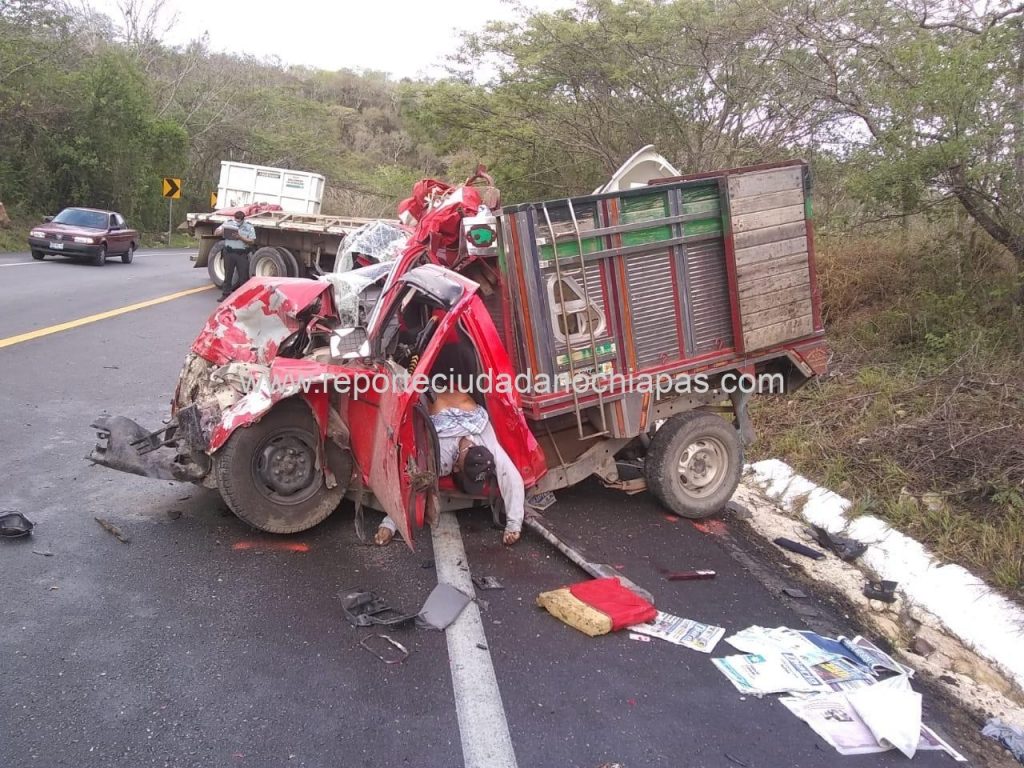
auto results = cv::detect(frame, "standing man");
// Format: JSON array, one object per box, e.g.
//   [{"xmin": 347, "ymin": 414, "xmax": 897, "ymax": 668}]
[{"xmin": 214, "ymin": 210, "xmax": 256, "ymax": 300}]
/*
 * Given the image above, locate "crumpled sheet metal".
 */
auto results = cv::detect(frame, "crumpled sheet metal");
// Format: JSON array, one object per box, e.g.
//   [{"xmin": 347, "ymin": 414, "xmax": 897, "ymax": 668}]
[
  {"xmin": 334, "ymin": 220, "xmax": 408, "ymax": 273},
  {"xmin": 319, "ymin": 261, "xmax": 395, "ymax": 328},
  {"xmin": 192, "ymin": 278, "xmax": 335, "ymax": 366},
  {"xmin": 207, "ymin": 358, "xmax": 360, "ymax": 452}
]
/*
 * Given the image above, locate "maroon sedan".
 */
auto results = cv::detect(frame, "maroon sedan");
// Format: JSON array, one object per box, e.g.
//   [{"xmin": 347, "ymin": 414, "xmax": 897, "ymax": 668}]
[{"xmin": 27, "ymin": 207, "xmax": 139, "ymax": 266}]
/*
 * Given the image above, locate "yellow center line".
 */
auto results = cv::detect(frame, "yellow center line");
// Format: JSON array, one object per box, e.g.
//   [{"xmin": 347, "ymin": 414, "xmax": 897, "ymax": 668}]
[{"xmin": 0, "ymin": 284, "xmax": 214, "ymax": 350}]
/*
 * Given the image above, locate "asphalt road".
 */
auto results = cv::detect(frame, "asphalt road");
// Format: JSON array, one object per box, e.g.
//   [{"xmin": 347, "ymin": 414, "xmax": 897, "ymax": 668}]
[{"xmin": 0, "ymin": 248, "xmax": 984, "ymax": 767}]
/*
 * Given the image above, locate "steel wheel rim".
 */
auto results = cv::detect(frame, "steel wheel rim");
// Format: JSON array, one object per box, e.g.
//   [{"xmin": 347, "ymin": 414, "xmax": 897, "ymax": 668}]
[
  {"xmin": 251, "ymin": 428, "xmax": 321, "ymax": 505},
  {"xmin": 676, "ymin": 435, "xmax": 728, "ymax": 498},
  {"xmin": 212, "ymin": 251, "xmax": 225, "ymax": 281},
  {"xmin": 253, "ymin": 258, "xmax": 281, "ymax": 277}
]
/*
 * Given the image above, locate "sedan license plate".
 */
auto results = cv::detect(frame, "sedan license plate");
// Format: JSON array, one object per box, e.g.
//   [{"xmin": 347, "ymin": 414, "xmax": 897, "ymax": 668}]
[{"xmin": 49, "ymin": 241, "xmax": 64, "ymax": 250}]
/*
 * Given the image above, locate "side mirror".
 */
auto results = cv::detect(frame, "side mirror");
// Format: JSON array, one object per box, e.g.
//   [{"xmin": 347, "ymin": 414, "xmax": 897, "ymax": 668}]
[{"xmin": 43, "ymin": 216, "xmax": 53, "ymax": 222}]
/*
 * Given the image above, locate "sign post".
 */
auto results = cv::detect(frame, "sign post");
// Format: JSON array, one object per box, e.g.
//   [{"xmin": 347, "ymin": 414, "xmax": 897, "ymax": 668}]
[{"xmin": 162, "ymin": 177, "xmax": 182, "ymax": 245}]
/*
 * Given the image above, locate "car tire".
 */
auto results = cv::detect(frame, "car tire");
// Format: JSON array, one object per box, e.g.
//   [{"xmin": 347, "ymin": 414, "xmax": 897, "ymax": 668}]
[
  {"xmin": 250, "ymin": 246, "xmax": 289, "ymax": 278},
  {"xmin": 122, "ymin": 243, "xmax": 135, "ymax": 264},
  {"xmin": 275, "ymin": 246, "xmax": 300, "ymax": 277},
  {"xmin": 31, "ymin": 250, "xmax": 44, "ymax": 261},
  {"xmin": 207, "ymin": 241, "xmax": 226, "ymax": 288},
  {"xmin": 644, "ymin": 411, "xmax": 743, "ymax": 519},
  {"xmin": 93, "ymin": 245, "xmax": 107, "ymax": 266},
  {"xmin": 214, "ymin": 398, "xmax": 352, "ymax": 534}
]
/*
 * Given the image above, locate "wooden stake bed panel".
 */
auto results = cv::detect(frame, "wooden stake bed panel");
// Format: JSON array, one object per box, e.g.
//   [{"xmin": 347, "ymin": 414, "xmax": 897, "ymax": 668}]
[{"xmin": 728, "ymin": 167, "xmax": 815, "ymax": 351}]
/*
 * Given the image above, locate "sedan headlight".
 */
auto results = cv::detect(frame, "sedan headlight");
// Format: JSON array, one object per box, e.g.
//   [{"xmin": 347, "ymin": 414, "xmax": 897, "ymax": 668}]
[
  {"xmin": 30, "ymin": 230, "xmax": 45, "ymax": 238},
  {"xmin": 73, "ymin": 236, "xmax": 94, "ymax": 244}
]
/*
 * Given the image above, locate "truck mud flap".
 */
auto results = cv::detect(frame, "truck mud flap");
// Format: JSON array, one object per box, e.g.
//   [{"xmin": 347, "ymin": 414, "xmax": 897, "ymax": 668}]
[{"xmin": 87, "ymin": 414, "xmax": 208, "ymax": 483}]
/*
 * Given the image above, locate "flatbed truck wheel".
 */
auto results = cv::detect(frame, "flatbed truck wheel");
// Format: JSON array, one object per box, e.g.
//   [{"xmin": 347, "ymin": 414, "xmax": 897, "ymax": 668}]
[
  {"xmin": 644, "ymin": 411, "xmax": 742, "ymax": 519},
  {"xmin": 214, "ymin": 398, "xmax": 351, "ymax": 533},
  {"xmin": 207, "ymin": 241, "xmax": 226, "ymax": 288},
  {"xmin": 250, "ymin": 246, "xmax": 289, "ymax": 278}
]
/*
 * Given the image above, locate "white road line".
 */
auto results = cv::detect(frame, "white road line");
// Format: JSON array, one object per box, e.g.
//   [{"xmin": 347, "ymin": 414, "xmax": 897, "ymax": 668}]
[
  {"xmin": 431, "ymin": 513, "xmax": 519, "ymax": 768},
  {"xmin": 0, "ymin": 262, "xmax": 40, "ymax": 268}
]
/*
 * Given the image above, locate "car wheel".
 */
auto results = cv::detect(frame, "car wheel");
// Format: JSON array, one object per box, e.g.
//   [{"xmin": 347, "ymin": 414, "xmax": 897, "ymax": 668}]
[
  {"xmin": 644, "ymin": 411, "xmax": 743, "ymax": 519},
  {"xmin": 31, "ymin": 250, "xmax": 44, "ymax": 261},
  {"xmin": 250, "ymin": 246, "xmax": 289, "ymax": 278},
  {"xmin": 121, "ymin": 243, "xmax": 135, "ymax": 264},
  {"xmin": 214, "ymin": 398, "xmax": 352, "ymax": 534},
  {"xmin": 93, "ymin": 245, "xmax": 107, "ymax": 266}
]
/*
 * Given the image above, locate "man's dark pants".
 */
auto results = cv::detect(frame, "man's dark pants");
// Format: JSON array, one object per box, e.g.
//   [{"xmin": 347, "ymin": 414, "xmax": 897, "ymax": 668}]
[{"xmin": 221, "ymin": 247, "xmax": 250, "ymax": 297}]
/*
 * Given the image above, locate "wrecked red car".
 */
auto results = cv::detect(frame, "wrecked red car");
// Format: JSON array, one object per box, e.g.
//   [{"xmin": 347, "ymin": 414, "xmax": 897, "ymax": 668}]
[{"xmin": 90, "ymin": 160, "xmax": 828, "ymax": 546}]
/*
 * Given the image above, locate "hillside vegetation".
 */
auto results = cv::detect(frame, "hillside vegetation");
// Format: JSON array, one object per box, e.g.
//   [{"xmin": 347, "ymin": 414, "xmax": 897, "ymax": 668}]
[{"xmin": 1, "ymin": 0, "xmax": 1021, "ymax": 590}]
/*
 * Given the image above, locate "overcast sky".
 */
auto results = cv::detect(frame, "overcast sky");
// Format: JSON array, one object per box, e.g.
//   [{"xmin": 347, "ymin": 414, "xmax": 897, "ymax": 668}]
[{"xmin": 85, "ymin": 0, "xmax": 573, "ymax": 79}]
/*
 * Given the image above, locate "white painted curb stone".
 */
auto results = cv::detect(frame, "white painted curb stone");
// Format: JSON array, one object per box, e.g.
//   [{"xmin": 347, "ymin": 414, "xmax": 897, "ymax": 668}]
[{"xmin": 745, "ymin": 458, "xmax": 1024, "ymax": 693}]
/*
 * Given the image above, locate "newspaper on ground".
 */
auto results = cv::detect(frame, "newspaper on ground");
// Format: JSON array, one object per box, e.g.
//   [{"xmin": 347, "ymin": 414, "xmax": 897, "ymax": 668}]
[
  {"xmin": 846, "ymin": 676, "xmax": 922, "ymax": 758},
  {"xmin": 725, "ymin": 626, "xmax": 841, "ymax": 666},
  {"xmin": 780, "ymin": 684, "xmax": 965, "ymax": 761},
  {"xmin": 712, "ymin": 652, "xmax": 825, "ymax": 695},
  {"xmin": 627, "ymin": 612, "xmax": 725, "ymax": 653},
  {"xmin": 841, "ymin": 635, "xmax": 915, "ymax": 677}
]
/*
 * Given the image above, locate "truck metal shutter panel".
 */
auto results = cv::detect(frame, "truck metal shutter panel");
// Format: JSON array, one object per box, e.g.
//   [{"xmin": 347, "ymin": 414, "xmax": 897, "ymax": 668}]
[
  {"xmin": 685, "ymin": 239, "xmax": 734, "ymax": 354},
  {"xmin": 625, "ymin": 251, "xmax": 682, "ymax": 367}
]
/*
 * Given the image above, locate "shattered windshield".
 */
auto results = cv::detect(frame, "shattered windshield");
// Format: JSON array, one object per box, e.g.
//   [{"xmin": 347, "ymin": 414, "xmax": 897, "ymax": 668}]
[{"xmin": 318, "ymin": 261, "xmax": 395, "ymax": 328}]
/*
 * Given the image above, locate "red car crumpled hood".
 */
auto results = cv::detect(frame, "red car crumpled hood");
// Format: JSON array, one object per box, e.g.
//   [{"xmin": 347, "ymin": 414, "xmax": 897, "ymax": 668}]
[{"xmin": 192, "ymin": 278, "xmax": 336, "ymax": 366}]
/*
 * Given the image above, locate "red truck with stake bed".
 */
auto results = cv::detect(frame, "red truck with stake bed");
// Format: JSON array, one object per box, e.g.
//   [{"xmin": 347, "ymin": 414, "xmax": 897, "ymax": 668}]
[{"xmin": 89, "ymin": 160, "xmax": 827, "ymax": 545}]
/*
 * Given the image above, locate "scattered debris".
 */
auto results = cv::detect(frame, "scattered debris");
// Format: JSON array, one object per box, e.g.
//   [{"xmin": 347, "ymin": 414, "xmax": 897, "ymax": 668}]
[
  {"xmin": 166, "ymin": 509, "xmax": 182, "ymax": 520},
  {"xmin": 725, "ymin": 500, "xmax": 753, "ymax": 520},
  {"xmin": 537, "ymin": 577, "xmax": 656, "ymax": 637},
  {"xmin": 724, "ymin": 753, "xmax": 749, "ymax": 767},
  {"xmin": 94, "ymin": 517, "xmax": 129, "ymax": 543},
  {"xmin": 420, "ymin": 559, "xmax": 435, "ymax": 570},
  {"xmin": 416, "ymin": 583, "xmax": 473, "ymax": 631},
  {"xmin": 713, "ymin": 625, "xmax": 961, "ymax": 760},
  {"xmin": 525, "ymin": 515, "xmax": 653, "ymax": 602},
  {"xmin": 32, "ymin": 549, "xmax": 53, "ymax": 557},
  {"xmin": 359, "ymin": 634, "xmax": 409, "ymax": 664},
  {"xmin": 0, "ymin": 511, "xmax": 34, "ymax": 538},
  {"xmin": 476, "ymin": 642, "xmax": 488, "ymax": 651},
  {"xmin": 341, "ymin": 590, "xmax": 415, "ymax": 628},
  {"xmin": 863, "ymin": 580, "xmax": 898, "ymax": 604},
  {"xmin": 773, "ymin": 537, "xmax": 824, "ymax": 560},
  {"xmin": 810, "ymin": 525, "xmax": 867, "ymax": 562},
  {"xmin": 910, "ymin": 637, "xmax": 936, "ymax": 657},
  {"xmin": 527, "ymin": 491, "xmax": 556, "ymax": 511},
  {"xmin": 473, "ymin": 575, "xmax": 504, "ymax": 590},
  {"xmin": 663, "ymin": 569, "xmax": 716, "ymax": 581},
  {"xmin": 780, "ymin": 680, "xmax": 963, "ymax": 760},
  {"xmin": 628, "ymin": 632, "xmax": 651, "ymax": 642},
  {"xmin": 232, "ymin": 540, "xmax": 309, "ymax": 553},
  {"xmin": 982, "ymin": 718, "xmax": 1024, "ymax": 763},
  {"xmin": 782, "ymin": 587, "xmax": 808, "ymax": 599},
  {"xmin": 628, "ymin": 612, "xmax": 724, "ymax": 652}
]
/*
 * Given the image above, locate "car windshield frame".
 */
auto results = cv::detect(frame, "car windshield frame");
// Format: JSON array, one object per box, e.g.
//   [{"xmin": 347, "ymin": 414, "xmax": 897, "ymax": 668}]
[{"xmin": 51, "ymin": 208, "xmax": 109, "ymax": 229}]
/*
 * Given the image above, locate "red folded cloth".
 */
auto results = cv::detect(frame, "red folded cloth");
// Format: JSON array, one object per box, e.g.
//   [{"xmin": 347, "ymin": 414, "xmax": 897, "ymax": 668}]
[{"xmin": 568, "ymin": 577, "xmax": 656, "ymax": 631}]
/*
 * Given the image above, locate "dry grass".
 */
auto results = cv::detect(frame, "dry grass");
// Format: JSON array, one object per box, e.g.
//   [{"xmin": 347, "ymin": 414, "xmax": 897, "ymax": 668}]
[{"xmin": 752, "ymin": 222, "xmax": 1024, "ymax": 594}]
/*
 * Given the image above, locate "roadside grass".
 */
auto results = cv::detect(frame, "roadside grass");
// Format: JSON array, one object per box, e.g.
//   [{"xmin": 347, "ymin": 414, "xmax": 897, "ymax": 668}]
[{"xmin": 751, "ymin": 222, "xmax": 1024, "ymax": 595}]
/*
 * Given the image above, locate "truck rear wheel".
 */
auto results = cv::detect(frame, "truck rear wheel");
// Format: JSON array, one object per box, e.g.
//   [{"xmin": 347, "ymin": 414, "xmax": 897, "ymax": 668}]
[
  {"xmin": 251, "ymin": 246, "xmax": 289, "ymax": 278},
  {"xmin": 214, "ymin": 398, "xmax": 352, "ymax": 534},
  {"xmin": 207, "ymin": 241, "xmax": 226, "ymax": 288},
  {"xmin": 644, "ymin": 411, "xmax": 742, "ymax": 519},
  {"xmin": 275, "ymin": 246, "xmax": 300, "ymax": 277}
]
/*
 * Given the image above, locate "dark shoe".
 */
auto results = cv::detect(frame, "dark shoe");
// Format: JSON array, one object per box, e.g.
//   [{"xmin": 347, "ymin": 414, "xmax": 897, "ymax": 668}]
[{"xmin": 218, "ymin": 294, "xmax": 229, "ymax": 302}]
